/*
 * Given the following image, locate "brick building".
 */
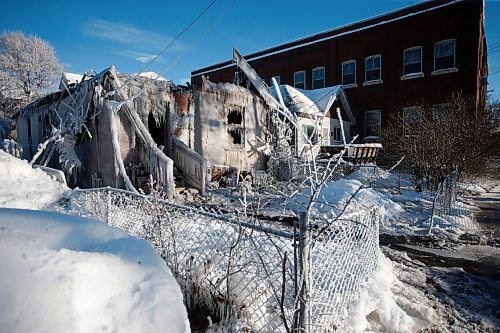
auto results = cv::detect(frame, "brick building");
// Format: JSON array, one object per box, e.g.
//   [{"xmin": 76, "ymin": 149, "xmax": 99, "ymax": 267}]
[{"xmin": 191, "ymin": 0, "xmax": 488, "ymax": 142}]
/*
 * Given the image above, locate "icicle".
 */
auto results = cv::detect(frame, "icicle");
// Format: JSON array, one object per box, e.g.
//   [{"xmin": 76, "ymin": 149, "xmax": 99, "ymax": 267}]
[
  {"xmin": 336, "ymin": 107, "xmax": 347, "ymax": 148},
  {"xmin": 107, "ymin": 101, "xmax": 139, "ymax": 194}
]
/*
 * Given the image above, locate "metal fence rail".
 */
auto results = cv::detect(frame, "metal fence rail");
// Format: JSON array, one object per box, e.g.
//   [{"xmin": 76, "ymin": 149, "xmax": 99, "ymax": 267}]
[{"xmin": 67, "ymin": 187, "xmax": 381, "ymax": 332}]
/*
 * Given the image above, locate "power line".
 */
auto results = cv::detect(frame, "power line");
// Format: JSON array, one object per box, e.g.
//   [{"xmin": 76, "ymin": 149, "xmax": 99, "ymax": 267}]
[
  {"xmin": 489, "ymin": 41, "xmax": 500, "ymax": 50},
  {"xmin": 134, "ymin": 0, "xmax": 218, "ymax": 78},
  {"xmin": 156, "ymin": 0, "xmax": 240, "ymax": 82}
]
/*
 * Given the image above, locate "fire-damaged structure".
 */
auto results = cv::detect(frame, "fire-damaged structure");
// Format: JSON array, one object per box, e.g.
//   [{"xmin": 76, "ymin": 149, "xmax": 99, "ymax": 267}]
[
  {"xmin": 16, "ymin": 67, "xmax": 195, "ymax": 194},
  {"xmin": 16, "ymin": 48, "xmax": 374, "ymax": 194}
]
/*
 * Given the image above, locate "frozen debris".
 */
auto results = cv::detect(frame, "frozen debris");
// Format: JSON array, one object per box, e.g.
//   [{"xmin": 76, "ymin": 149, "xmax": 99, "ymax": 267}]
[
  {"xmin": 0, "ymin": 150, "xmax": 68, "ymax": 209},
  {"xmin": 108, "ymin": 67, "xmax": 175, "ymax": 194},
  {"xmin": 2, "ymin": 138, "xmax": 22, "ymax": 158},
  {"xmin": 58, "ymin": 72, "xmax": 84, "ymax": 90},
  {"xmin": 106, "ymin": 98, "xmax": 138, "ymax": 193}
]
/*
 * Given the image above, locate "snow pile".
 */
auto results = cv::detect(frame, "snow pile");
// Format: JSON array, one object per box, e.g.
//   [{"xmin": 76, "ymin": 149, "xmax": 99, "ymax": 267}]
[
  {"xmin": 287, "ymin": 178, "xmax": 405, "ymax": 223},
  {"xmin": 0, "ymin": 151, "xmax": 68, "ymax": 209},
  {"xmin": 0, "ymin": 208, "xmax": 190, "ymax": 333},
  {"xmin": 340, "ymin": 252, "xmax": 436, "ymax": 333}
]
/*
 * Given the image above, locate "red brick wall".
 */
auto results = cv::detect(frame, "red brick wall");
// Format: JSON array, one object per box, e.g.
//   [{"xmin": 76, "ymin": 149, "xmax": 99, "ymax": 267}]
[{"xmin": 191, "ymin": 0, "xmax": 486, "ymax": 140}]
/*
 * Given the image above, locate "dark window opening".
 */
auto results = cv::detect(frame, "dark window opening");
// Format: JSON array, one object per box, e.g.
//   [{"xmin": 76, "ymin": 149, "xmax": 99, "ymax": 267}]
[
  {"xmin": 228, "ymin": 128, "xmax": 242, "ymax": 144},
  {"xmin": 148, "ymin": 112, "xmax": 165, "ymax": 147},
  {"xmin": 227, "ymin": 109, "xmax": 243, "ymax": 125},
  {"xmin": 403, "ymin": 48, "xmax": 422, "ymax": 75},
  {"xmin": 434, "ymin": 40, "xmax": 456, "ymax": 71}
]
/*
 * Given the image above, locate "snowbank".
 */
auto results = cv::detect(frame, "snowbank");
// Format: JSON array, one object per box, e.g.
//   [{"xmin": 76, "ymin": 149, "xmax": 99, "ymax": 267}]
[
  {"xmin": 287, "ymin": 178, "xmax": 405, "ymax": 223},
  {"xmin": 340, "ymin": 252, "xmax": 436, "ymax": 332},
  {"xmin": 0, "ymin": 151, "xmax": 68, "ymax": 209},
  {"xmin": 0, "ymin": 208, "xmax": 190, "ymax": 333}
]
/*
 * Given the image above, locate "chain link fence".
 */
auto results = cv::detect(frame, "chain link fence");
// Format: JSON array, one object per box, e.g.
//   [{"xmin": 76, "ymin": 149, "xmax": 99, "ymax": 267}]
[
  {"xmin": 309, "ymin": 210, "xmax": 381, "ymax": 331},
  {"xmin": 357, "ymin": 166, "xmax": 476, "ymax": 235},
  {"xmin": 429, "ymin": 170, "xmax": 477, "ymax": 234},
  {"xmin": 66, "ymin": 187, "xmax": 381, "ymax": 332}
]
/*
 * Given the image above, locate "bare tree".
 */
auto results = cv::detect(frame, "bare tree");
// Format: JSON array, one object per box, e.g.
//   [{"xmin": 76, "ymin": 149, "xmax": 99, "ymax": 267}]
[
  {"xmin": 0, "ymin": 31, "xmax": 62, "ymax": 114},
  {"xmin": 382, "ymin": 94, "xmax": 496, "ymax": 190}
]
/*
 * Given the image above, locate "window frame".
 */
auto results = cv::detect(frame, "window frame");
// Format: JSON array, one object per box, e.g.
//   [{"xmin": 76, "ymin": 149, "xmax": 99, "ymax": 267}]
[
  {"xmin": 302, "ymin": 124, "xmax": 317, "ymax": 145},
  {"xmin": 364, "ymin": 55, "xmax": 382, "ymax": 84},
  {"xmin": 331, "ymin": 126, "xmax": 342, "ymax": 143},
  {"xmin": 402, "ymin": 46, "xmax": 423, "ymax": 77},
  {"xmin": 312, "ymin": 66, "xmax": 325, "ymax": 89},
  {"xmin": 294, "ymin": 70, "xmax": 306, "ymax": 89},
  {"xmin": 342, "ymin": 60, "xmax": 357, "ymax": 87},
  {"xmin": 433, "ymin": 39, "xmax": 457, "ymax": 73},
  {"xmin": 364, "ymin": 110, "xmax": 381, "ymax": 138}
]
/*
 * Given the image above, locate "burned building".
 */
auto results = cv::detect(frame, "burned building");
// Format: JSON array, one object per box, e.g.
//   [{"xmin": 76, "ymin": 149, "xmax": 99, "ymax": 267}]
[{"xmin": 16, "ymin": 67, "xmax": 194, "ymax": 194}]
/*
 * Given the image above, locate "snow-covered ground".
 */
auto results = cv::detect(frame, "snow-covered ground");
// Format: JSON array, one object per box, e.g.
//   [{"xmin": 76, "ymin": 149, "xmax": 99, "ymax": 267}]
[
  {"xmin": 1, "ymin": 149, "xmax": 498, "ymax": 332},
  {"xmin": 0, "ymin": 151, "xmax": 69, "ymax": 209},
  {"xmin": 0, "ymin": 151, "xmax": 190, "ymax": 333}
]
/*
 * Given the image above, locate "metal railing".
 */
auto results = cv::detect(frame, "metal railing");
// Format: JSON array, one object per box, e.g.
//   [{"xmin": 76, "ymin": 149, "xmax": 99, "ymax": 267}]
[{"xmin": 171, "ymin": 139, "xmax": 208, "ymax": 194}]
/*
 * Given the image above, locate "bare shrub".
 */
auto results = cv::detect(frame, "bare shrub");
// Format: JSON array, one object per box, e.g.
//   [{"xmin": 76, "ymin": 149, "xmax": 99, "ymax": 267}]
[{"xmin": 382, "ymin": 94, "xmax": 496, "ymax": 190}]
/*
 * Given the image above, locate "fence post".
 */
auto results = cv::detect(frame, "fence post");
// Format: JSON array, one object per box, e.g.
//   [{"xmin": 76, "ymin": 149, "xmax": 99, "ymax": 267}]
[
  {"xmin": 429, "ymin": 181, "xmax": 443, "ymax": 235},
  {"xmin": 105, "ymin": 188, "xmax": 111, "ymax": 224},
  {"xmin": 298, "ymin": 211, "xmax": 311, "ymax": 332}
]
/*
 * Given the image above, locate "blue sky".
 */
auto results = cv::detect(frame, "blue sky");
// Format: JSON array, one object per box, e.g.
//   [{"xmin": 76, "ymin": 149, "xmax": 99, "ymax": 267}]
[{"xmin": 1, "ymin": 0, "xmax": 499, "ymax": 100}]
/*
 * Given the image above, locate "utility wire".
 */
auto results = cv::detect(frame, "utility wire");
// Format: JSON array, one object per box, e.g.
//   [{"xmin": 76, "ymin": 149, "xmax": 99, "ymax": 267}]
[
  {"xmin": 156, "ymin": 0, "xmax": 240, "ymax": 83},
  {"xmin": 134, "ymin": 0, "xmax": 218, "ymax": 78},
  {"xmin": 489, "ymin": 69, "xmax": 500, "ymax": 76}
]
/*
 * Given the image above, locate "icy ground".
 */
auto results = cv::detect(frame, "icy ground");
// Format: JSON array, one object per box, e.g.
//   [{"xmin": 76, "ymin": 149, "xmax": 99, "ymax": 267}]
[{"xmin": 0, "ymin": 151, "xmax": 190, "ymax": 333}]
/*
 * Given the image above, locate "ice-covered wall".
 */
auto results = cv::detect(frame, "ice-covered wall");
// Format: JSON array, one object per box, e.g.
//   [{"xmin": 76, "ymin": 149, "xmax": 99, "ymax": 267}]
[
  {"xmin": 17, "ymin": 69, "xmax": 182, "ymax": 192},
  {"xmin": 193, "ymin": 79, "xmax": 269, "ymax": 171}
]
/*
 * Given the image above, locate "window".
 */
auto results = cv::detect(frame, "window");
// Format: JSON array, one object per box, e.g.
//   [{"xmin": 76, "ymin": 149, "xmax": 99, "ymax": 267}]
[
  {"xmin": 403, "ymin": 47, "xmax": 423, "ymax": 76},
  {"xmin": 322, "ymin": 128, "xmax": 329, "ymax": 145},
  {"xmin": 270, "ymin": 76, "xmax": 280, "ymax": 85},
  {"xmin": 312, "ymin": 67, "xmax": 325, "ymax": 89},
  {"xmin": 342, "ymin": 60, "xmax": 356, "ymax": 86},
  {"xmin": 365, "ymin": 111, "xmax": 381, "ymax": 138},
  {"xmin": 226, "ymin": 105, "xmax": 245, "ymax": 146},
  {"xmin": 331, "ymin": 127, "xmax": 342, "ymax": 142},
  {"xmin": 302, "ymin": 124, "xmax": 317, "ymax": 144},
  {"xmin": 432, "ymin": 103, "xmax": 451, "ymax": 122},
  {"xmin": 434, "ymin": 39, "xmax": 456, "ymax": 71},
  {"xmin": 233, "ymin": 71, "xmax": 242, "ymax": 85},
  {"xmin": 365, "ymin": 55, "xmax": 381, "ymax": 82},
  {"xmin": 294, "ymin": 71, "xmax": 306, "ymax": 89},
  {"xmin": 402, "ymin": 106, "xmax": 422, "ymax": 136}
]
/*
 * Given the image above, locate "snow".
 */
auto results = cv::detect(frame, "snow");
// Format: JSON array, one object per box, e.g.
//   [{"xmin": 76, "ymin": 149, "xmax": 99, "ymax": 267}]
[
  {"xmin": 0, "ymin": 150, "xmax": 68, "ymax": 209},
  {"xmin": 0, "ymin": 208, "xmax": 190, "ymax": 333},
  {"xmin": 0, "ymin": 151, "xmax": 190, "ymax": 332},
  {"xmin": 137, "ymin": 71, "xmax": 168, "ymax": 81},
  {"xmin": 340, "ymin": 251, "xmax": 436, "ymax": 333},
  {"xmin": 269, "ymin": 85, "xmax": 341, "ymax": 116},
  {"xmin": 286, "ymin": 177, "xmax": 405, "ymax": 224},
  {"xmin": 62, "ymin": 72, "xmax": 84, "ymax": 84}
]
